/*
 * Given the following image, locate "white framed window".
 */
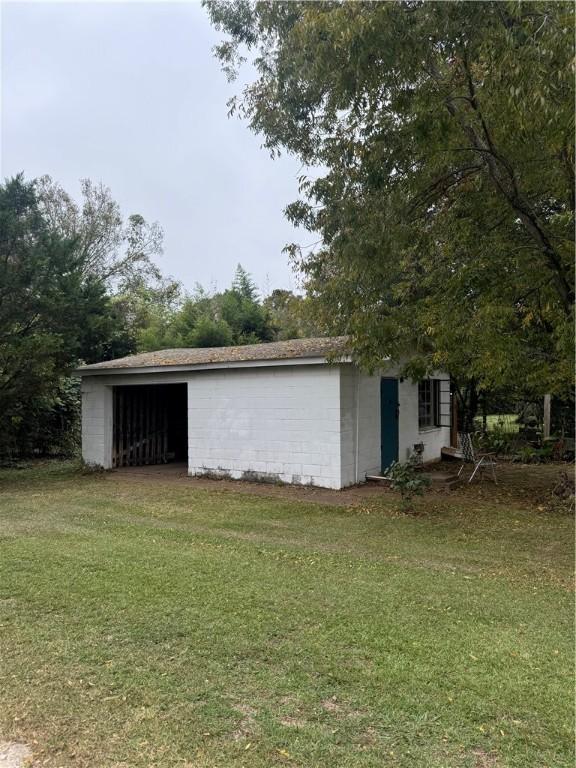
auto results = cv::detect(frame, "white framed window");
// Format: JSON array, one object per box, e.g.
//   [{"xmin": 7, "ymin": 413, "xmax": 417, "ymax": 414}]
[{"xmin": 418, "ymin": 379, "xmax": 440, "ymax": 429}]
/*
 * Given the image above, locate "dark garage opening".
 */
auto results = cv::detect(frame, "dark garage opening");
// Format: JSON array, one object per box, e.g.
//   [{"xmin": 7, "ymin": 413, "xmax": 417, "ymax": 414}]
[{"xmin": 112, "ymin": 383, "xmax": 187, "ymax": 468}]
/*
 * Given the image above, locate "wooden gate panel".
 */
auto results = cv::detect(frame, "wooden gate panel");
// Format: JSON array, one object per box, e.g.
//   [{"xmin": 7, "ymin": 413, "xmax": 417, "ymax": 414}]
[{"xmin": 112, "ymin": 386, "xmax": 169, "ymax": 468}]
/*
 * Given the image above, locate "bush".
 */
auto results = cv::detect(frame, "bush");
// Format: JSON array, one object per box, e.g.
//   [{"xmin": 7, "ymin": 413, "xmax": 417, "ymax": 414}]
[
  {"xmin": 476, "ymin": 426, "xmax": 516, "ymax": 455},
  {"xmin": 387, "ymin": 460, "xmax": 430, "ymax": 513},
  {"xmin": 512, "ymin": 445, "xmax": 538, "ymax": 464},
  {"xmin": 512, "ymin": 443, "xmax": 555, "ymax": 464},
  {"xmin": 0, "ymin": 376, "xmax": 80, "ymax": 461}
]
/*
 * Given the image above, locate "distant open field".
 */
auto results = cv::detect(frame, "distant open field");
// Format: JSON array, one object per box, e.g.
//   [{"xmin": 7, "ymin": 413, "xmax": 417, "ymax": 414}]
[{"xmin": 475, "ymin": 414, "xmax": 520, "ymax": 433}]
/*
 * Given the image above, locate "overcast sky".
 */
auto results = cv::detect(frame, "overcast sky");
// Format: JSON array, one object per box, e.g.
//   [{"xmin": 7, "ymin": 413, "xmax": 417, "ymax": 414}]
[{"xmin": 1, "ymin": 1, "xmax": 306, "ymax": 294}]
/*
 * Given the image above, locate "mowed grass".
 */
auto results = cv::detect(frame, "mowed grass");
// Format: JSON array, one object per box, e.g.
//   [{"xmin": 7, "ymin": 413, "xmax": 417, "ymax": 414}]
[
  {"xmin": 474, "ymin": 415, "xmax": 520, "ymax": 434},
  {"xmin": 0, "ymin": 463, "xmax": 573, "ymax": 768}
]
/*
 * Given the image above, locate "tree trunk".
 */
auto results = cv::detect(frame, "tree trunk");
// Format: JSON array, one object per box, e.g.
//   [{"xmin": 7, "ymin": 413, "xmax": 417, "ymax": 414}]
[{"xmin": 454, "ymin": 378, "xmax": 479, "ymax": 433}]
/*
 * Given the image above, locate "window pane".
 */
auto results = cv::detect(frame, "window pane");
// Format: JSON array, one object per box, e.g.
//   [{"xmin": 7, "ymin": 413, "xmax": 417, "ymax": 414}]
[
  {"xmin": 433, "ymin": 380, "xmax": 440, "ymax": 426},
  {"xmin": 418, "ymin": 380, "xmax": 432, "ymax": 428}
]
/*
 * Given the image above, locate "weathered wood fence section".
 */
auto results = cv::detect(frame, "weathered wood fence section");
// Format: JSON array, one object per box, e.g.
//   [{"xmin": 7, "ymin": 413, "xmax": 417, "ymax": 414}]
[{"xmin": 112, "ymin": 386, "xmax": 168, "ymax": 468}]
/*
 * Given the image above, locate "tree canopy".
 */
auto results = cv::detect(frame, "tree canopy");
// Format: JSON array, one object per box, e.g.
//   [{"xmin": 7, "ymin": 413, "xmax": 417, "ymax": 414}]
[
  {"xmin": 206, "ymin": 0, "xmax": 575, "ymax": 396},
  {"xmin": 136, "ymin": 265, "xmax": 309, "ymax": 351},
  {"xmin": 0, "ymin": 176, "xmax": 117, "ymax": 455},
  {"xmin": 37, "ymin": 175, "xmax": 164, "ymax": 289}
]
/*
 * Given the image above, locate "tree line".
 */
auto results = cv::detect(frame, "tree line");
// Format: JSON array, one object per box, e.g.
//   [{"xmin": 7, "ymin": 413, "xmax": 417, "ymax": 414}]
[
  {"xmin": 0, "ymin": 175, "xmax": 318, "ymax": 459},
  {"xmin": 2, "ymin": 1, "xmax": 573, "ymax": 457}
]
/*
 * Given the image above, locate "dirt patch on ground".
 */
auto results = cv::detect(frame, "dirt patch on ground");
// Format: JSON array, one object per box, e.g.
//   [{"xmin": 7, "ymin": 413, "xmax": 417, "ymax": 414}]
[
  {"xmin": 230, "ymin": 703, "xmax": 257, "ymax": 741},
  {"xmin": 0, "ymin": 743, "xmax": 32, "ymax": 768},
  {"xmin": 110, "ymin": 464, "xmax": 370, "ymax": 507},
  {"xmin": 279, "ymin": 716, "xmax": 307, "ymax": 728},
  {"xmin": 110, "ymin": 461, "xmax": 569, "ymax": 510},
  {"xmin": 321, "ymin": 696, "xmax": 343, "ymax": 713},
  {"xmin": 471, "ymin": 747, "xmax": 500, "ymax": 767}
]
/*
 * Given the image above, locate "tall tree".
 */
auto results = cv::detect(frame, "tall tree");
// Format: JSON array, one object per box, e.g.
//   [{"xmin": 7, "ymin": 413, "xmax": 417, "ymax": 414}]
[
  {"xmin": 0, "ymin": 176, "xmax": 116, "ymax": 455},
  {"xmin": 206, "ymin": 1, "xmax": 575, "ymax": 396},
  {"xmin": 263, "ymin": 288, "xmax": 322, "ymax": 340},
  {"xmin": 36, "ymin": 175, "xmax": 164, "ymax": 289},
  {"xmin": 114, "ymin": 274, "xmax": 183, "ymax": 355},
  {"xmin": 231, "ymin": 263, "xmax": 258, "ymax": 301}
]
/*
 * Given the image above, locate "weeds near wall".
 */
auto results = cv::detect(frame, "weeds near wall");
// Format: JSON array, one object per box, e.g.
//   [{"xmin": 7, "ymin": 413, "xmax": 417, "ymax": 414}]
[{"xmin": 387, "ymin": 460, "xmax": 431, "ymax": 514}]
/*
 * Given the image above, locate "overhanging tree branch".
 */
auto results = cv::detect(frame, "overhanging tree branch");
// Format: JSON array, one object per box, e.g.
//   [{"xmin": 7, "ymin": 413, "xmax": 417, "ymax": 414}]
[{"xmin": 435, "ymin": 57, "xmax": 574, "ymax": 314}]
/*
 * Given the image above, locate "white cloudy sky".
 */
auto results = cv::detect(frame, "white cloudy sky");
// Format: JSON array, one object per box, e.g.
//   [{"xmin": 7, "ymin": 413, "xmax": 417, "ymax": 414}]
[{"xmin": 1, "ymin": 1, "xmax": 307, "ymax": 294}]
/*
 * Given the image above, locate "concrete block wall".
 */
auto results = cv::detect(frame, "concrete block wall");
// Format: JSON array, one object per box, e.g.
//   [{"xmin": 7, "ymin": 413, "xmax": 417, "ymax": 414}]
[
  {"xmin": 398, "ymin": 376, "xmax": 451, "ymax": 463},
  {"xmin": 80, "ymin": 377, "xmax": 113, "ymax": 468},
  {"xmin": 187, "ymin": 365, "xmax": 343, "ymax": 489},
  {"xmin": 339, "ymin": 367, "xmax": 381, "ymax": 486},
  {"xmin": 339, "ymin": 366, "xmax": 356, "ymax": 486},
  {"xmin": 357, "ymin": 371, "xmax": 382, "ymax": 478}
]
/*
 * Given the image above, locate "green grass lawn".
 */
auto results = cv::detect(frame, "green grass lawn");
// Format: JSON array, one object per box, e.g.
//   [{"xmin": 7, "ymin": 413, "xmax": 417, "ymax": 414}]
[
  {"xmin": 474, "ymin": 414, "xmax": 520, "ymax": 434},
  {"xmin": 0, "ymin": 463, "xmax": 573, "ymax": 768}
]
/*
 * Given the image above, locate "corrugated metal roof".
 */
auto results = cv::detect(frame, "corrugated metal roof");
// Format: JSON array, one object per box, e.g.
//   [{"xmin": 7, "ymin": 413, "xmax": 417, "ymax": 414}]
[{"xmin": 77, "ymin": 336, "xmax": 350, "ymax": 373}]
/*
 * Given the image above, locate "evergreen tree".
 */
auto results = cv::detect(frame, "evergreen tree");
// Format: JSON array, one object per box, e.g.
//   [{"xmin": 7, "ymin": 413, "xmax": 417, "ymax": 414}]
[
  {"xmin": 0, "ymin": 176, "xmax": 117, "ymax": 456},
  {"xmin": 231, "ymin": 263, "xmax": 258, "ymax": 301}
]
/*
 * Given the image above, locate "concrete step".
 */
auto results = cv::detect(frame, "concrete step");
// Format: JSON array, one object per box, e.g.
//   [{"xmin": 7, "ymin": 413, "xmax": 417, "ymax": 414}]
[
  {"xmin": 441, "ymin": 446, "xmax": 463, "ymax": 461},
  {"xmin": 421, "ymin": 471, "xmax": 461, "ymax": 490},
  {"xmin": 366, "ymin": 471, "xmax": 461, "ymax": 490},
  {"xmin": 365, "ymin": 474, "xmax": 392, "ymax": 486}
]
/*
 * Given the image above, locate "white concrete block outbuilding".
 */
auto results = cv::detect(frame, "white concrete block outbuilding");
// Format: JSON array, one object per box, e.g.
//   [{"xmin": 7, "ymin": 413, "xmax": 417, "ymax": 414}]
[{"xmin": 76, "ymin": 337, "xmax": 451, "ymax": 490}]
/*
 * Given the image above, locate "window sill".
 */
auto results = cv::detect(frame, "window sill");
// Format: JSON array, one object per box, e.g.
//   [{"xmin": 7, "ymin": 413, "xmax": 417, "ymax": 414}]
[{"xmin": 418, "ymin": 426, "xmax": 442, "ymax": 433}]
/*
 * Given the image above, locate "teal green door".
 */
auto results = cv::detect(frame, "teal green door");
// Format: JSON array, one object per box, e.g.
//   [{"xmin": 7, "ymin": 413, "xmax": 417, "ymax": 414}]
[{"xmin": 380, "ymin": 378, "xmax": 399, "ymax": 472}]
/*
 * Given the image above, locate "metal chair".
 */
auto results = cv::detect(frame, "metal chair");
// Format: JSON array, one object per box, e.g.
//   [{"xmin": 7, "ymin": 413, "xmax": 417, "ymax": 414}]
[{"xmin": 457, "ymin": 432, "xmax": 497, "ymax": 484}]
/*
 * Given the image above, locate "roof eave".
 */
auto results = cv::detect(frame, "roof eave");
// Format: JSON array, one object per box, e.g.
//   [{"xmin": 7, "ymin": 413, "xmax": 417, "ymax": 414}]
[{"xmin": 73, "ymin": 354, "xmax": 353, "ymax": 377}]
